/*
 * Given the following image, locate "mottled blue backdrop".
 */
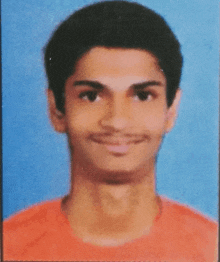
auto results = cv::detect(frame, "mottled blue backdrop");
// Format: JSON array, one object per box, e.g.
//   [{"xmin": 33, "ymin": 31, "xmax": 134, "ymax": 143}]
[{"xmin": 3, "ymin": 0, "xmax": 218, "ymax": 219}]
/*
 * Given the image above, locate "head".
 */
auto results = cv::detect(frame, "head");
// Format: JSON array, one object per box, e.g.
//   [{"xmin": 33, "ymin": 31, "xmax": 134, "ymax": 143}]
[
  {"xmin": 44, "ymin": 0, "xmax": 183, "ymax": 114},
  {"xmin": 44, "ymin": 1, "xmax": 183, "ymax": 183}
]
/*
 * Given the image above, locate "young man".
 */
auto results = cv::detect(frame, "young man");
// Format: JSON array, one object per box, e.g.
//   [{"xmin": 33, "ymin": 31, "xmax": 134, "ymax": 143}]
[{"xmin": 4, "ymin": 1, "xmax": 217, "ymax": 261}]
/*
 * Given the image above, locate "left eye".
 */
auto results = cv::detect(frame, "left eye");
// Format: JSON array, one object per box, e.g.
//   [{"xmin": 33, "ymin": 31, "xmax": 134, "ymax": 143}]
[
  {"xmin": 79, "ymin": 91, "xmax": 100, "ymax": 102},
  {"xmin": 134, "ymin": 91, "xmax": 152, "ymax": 101}
]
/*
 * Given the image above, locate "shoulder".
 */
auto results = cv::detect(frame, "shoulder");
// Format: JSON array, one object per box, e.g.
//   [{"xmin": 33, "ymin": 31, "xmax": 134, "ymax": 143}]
[
  {"xmin": 3, "ymin": 198, "xmax": 63, "ymax": 259},
  {"xmin": 4, "ymin": 198, "xmax": 62, "ymax": 232},
  {"xmin": 159, "ymin": 197, "xmax": 218, "ymax": 260},
  {"xmin": 5, "ymin": 198, "xmax": 61, "ymax": 220},
  {"xmin": 161, "ymin": 197, "xmax": 217, "ymax": 232}
]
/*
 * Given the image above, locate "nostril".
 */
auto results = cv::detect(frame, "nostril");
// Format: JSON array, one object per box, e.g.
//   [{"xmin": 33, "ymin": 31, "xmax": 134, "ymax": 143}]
[
  {"xmin": 100, "ymin": 115, "xmax": 130, "ymax": 131},
  {"xmin": 99, "ymin": 97, "xmax": 131, "ymax": 131}
]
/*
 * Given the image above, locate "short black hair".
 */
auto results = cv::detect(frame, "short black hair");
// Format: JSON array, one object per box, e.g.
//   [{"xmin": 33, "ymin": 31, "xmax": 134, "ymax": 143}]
[{"xmin": 44, "ymin": 0, "xmax": 183, "ymax": 112}]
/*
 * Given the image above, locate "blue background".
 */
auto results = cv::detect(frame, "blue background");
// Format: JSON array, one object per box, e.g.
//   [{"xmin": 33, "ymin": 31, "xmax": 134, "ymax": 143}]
[{"xmin": 3, "ymin": 0, "xmax": 218, "ymax": 220}]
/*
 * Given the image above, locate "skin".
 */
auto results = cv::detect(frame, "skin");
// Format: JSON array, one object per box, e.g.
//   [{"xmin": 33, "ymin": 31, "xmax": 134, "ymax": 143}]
[{"xmin": 47, "ymin": 47, "xmax": 181, "ymax": 246}]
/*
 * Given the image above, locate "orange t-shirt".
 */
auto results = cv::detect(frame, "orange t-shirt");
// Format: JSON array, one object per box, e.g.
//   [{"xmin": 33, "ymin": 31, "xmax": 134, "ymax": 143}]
[{"xmin": 3, "ymin": 197, "xmax": 217, "ymax": 261}]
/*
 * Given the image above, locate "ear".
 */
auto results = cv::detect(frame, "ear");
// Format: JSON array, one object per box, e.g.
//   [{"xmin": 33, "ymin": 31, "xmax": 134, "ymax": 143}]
[
  {"xmin": 47, "ymin": 89, "xmax": 66, "ymax": 133},
  {"xmin": 165, "ymin": 88, "xmax": 182, "ymax": 133}
]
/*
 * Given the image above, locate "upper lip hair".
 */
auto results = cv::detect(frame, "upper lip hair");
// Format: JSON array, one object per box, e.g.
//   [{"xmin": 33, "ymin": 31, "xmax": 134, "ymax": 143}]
[{"xmin": 90, "ymin": 135, "xmax": 145, "ymax": 145}]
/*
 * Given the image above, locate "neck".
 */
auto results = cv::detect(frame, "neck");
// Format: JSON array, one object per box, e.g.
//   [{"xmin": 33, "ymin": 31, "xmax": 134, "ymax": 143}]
[{"xmin": 62, "ymin": 163, "xmax": 160, "ymax": 246}]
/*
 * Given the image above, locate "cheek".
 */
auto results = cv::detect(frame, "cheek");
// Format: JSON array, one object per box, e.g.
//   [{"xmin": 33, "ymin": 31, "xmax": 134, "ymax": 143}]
[
  {"xmin": 143, "ymin": 119, "xmax": 166, "ymax": 138},
  {"xmin": 65, "ymin": 106, "xmax": 102, "ymax": 134},
  {"xmin": 134, "ymin": 106, "xmax": 168, "ymax": 134}
]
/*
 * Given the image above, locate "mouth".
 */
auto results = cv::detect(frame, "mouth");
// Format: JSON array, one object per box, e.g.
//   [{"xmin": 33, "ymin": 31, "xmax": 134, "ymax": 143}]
[
  {"xmin": 90, "ymin": 135, "xmax": 145, "ymax": 154},
  {"xmin": 104, "ymin": 144, "xmax": 131, "ymax": 154}
]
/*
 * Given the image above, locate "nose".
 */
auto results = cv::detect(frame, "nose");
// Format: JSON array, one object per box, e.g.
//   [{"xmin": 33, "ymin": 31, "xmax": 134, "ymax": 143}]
[{"xmin": 100, "ymin": 95, "xmax": 131, "ymax": 131}]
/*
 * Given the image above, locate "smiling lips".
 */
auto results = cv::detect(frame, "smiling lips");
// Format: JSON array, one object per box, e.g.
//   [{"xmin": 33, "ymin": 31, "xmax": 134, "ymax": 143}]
[
  {"xmin": 104, "ymin": 144, "xmax": 131, "ymax": 154},
  {"xmin": 90, "ymin": 135, "xmax": 145, "ymax": 154}
]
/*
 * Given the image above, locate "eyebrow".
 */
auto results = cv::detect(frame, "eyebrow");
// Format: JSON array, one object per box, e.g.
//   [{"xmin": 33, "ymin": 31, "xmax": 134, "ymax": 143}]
[
  {"xmin": 132, "ymin": 81, "xmax": 163, "ymax": 90},
  {"xmin": 73, "ymin": 80, "xmax": 106, "ymax": 90},
  {"xmin": 73, "ymin": 80, "xmax": 163, "ymax": 90}
]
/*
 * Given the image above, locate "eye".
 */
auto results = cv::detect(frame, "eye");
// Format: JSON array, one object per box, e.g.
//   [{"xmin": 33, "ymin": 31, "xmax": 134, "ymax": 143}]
[
  {"xmin": 79, "ymin": 91, "xmax": 100, "ymax": 102},
  {"xmin": 134, "ymin": 91, "xmax": 153, "ymax": 101}
]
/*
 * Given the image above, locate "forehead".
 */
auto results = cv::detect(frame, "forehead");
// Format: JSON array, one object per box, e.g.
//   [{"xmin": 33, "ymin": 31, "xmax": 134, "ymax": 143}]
[{"xmin": 69, "ymin": 47, "xmax": 166, "ymax": 89}]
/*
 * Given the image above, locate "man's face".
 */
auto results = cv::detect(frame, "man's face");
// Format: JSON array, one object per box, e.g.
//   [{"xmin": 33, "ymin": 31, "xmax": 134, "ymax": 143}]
[{"xmin": 49, "ymin": 47, "xmax": 180, "ymax": 183}]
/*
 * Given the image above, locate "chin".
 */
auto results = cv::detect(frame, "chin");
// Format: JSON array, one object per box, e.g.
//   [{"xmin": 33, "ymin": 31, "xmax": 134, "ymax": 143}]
[
  {"xmin": 99, "ymin": 172, "xmax": 135, "ymax": 185},
  {"xmin": 96, "ymin": 162, "xmax": 138, "ymax": 174},
  {"xmin": 93, "ymin": 164, "xmax": 147, "ymax": 185}
]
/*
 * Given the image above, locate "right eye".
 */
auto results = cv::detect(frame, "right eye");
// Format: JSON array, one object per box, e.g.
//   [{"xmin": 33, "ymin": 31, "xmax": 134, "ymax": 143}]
[{"xmin": 79, "ymin": 91, "xmax": 100, "ymax": 102}]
